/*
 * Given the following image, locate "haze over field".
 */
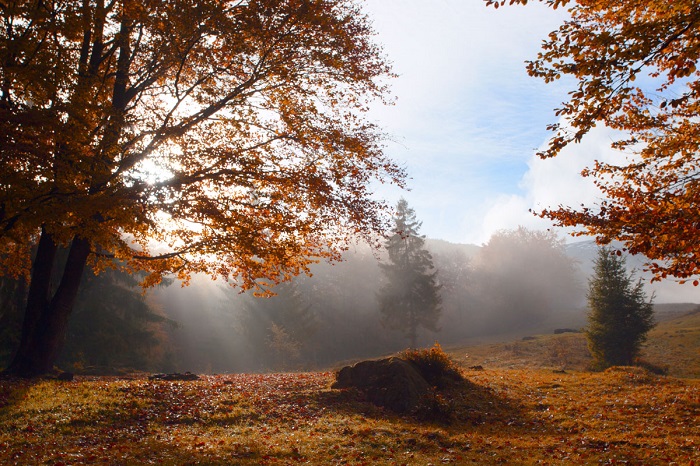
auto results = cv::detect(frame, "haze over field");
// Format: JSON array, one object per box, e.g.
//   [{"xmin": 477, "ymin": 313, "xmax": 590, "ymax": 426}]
[{"xmin": 148, "ymin": 236, "xmax": 699, "ymax": 374}]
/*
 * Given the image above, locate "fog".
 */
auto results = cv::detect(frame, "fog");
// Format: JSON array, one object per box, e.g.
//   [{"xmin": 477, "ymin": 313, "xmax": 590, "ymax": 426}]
[{"xmin": 137, "ymin": 226, "xmax": 700, "ymax": 374}]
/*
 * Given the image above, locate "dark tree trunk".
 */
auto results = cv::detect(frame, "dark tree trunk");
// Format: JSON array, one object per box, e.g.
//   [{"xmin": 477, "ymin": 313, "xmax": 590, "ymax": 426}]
[{"xmin": 4, "ymin": 231, "xmax": 90, "ymax": 378}]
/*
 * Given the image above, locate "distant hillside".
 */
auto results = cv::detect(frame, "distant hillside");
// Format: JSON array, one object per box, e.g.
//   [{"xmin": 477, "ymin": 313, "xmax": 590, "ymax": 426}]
[
  {"xmin": 446, "ymin": 307, "xmax": 700, "ymax": 378},
  {"xmin": 424, "ymin": 238, "xmax": 480, "ymax": 259},
  {"xmin": 654, "ymin": 303, "xmax": 700, "ymax": 321}
]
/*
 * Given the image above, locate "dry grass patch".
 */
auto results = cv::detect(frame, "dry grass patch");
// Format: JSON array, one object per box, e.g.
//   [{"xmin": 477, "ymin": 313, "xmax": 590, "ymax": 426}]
[
  {"xmin": 451, "ymin": 308, "xmax": 700, "ymax": 378},
  {"xmin": 0, "ymin": 367, "xmax": 698, "ymax": 465}
]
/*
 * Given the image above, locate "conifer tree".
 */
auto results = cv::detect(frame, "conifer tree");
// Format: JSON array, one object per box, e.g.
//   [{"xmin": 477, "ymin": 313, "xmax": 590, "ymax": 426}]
[
  {"xmin": 586, "ymin": 248, "xmax": 655, "ymax": 369},
  {"xmin": 1, "ymin": 260, "xmax": 174, "ymax": 372},
  {"xmin": 378, "ymin": 199, "xmax": 441, "ymax": 348}
]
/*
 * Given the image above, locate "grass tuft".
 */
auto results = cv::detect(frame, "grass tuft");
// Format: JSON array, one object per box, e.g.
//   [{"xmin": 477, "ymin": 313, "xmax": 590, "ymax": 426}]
[{"xmin": 400, "ymin": 343, "xmax": 464, "ymax": 389}]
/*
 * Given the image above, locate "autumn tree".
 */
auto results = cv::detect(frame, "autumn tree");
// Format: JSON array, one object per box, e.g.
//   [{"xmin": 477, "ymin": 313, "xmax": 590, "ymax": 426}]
[
  {"xmin": 0, "ymin": 0, "xmax": 402, "ymax": 377},
  {"xmin": 378, "ymin": 199, "xmax": 441, "ymax": 349},
  {"xmin": 586, "ymin": 248, "xmax": 655, "ymax": 369},
  {"xmin": 487, "ymin": 0, "xmax": 700, "ymax": 282}
]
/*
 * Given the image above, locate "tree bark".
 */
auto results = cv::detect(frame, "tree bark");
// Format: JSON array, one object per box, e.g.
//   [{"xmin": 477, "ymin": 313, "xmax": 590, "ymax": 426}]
[{"xmin": 4, "ymin": 232, "xmax": 90, "ymax": 378}]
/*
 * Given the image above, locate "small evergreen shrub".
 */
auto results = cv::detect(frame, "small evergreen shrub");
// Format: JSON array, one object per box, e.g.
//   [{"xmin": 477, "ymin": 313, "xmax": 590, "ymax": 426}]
[{"xmin": 400, "ymin": 343, "xmax": 463, "ymax": 388}]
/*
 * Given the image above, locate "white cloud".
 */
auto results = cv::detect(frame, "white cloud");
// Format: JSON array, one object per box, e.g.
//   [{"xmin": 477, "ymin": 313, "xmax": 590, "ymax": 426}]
[
  {"xmin": 365, "ymin": 0, "xmax": 569, "ymax": 144},
  {"xmin": 474, "ymin": 124, "xmax": 628, "ymax": 244}
]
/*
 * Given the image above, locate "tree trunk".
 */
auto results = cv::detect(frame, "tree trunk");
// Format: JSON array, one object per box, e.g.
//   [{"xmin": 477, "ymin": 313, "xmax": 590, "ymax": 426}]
[{"xmin": 4, "ymin": 232, "xmax": 90, "ymax": 378}]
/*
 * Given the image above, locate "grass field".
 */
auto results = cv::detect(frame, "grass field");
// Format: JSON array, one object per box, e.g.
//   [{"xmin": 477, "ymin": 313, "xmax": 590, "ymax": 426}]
[
  {"xmin": 448, "ymin": 307, "xmax": 700, "ymax": 379},
  {"xmin": 0, "ymin": 310, "xmax": 698, "ymax": 465}
]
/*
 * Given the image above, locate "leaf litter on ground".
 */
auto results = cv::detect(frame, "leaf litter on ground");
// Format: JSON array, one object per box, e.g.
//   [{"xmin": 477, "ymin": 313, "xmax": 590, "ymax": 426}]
[{"xmin": 0, "ymin": 367, "xmax": 697, "ymax": 465}]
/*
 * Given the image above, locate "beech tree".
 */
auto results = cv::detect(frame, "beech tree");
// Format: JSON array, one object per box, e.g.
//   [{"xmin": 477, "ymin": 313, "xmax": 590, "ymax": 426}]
[
  {"xmin": 487, "ymin": 0, "xmax": 700, "ymax": 282},
  {"xmin": 378, "ymin": 199, "xmax": 441, "ymax": 349},
  {"xmin": 0, "ymin": 0, "xmax": 402, "ymax": 377},
  {"xmin": 0, "ymin": 261, "xmax": 173, "ymax": 372},
  {"xmin": 586, "ymin": 248, "xmax": 654, "ymax": 369}
]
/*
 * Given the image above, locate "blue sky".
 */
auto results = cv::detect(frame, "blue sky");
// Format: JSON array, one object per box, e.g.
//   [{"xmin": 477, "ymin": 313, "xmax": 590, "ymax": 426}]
[{"xmin": 361, "ymin": 0, "xmax": 618, "ymax": 244}]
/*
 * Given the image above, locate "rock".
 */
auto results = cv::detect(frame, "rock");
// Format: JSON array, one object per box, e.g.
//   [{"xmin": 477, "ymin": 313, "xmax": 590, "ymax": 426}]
[
  {"xmin": 553, "ymin": 328, "xmax": 581, "ymax": 334},
  {"xmin": 332, "ymin": 357, "xmax": 430, "ymax": 413},
  {"xmin": 468, "ymin": 365, "xmax": 484, "ymax": 371}
]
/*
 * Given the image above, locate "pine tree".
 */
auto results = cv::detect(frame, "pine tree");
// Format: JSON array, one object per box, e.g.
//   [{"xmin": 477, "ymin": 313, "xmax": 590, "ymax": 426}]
[
  {"xmin": 586, "ymin": 248, "xmax": 655, "ymax": 369},
  {"xmin": 58, "ymin": 266, "xmax": 176, "ymax": 372},
  {"xmin": 378, "ymin": 199, "xmax": 441, "ymax": 348}
]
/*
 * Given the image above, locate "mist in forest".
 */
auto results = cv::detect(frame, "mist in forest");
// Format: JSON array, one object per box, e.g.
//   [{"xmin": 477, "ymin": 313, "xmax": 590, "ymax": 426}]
[
  {"xmin": 1, "ymin": 226, "xmax": 687, "ymax": 374},
  {"xmin": 145, "ymin": 227, "xmax": 600, "ymax": 374}
]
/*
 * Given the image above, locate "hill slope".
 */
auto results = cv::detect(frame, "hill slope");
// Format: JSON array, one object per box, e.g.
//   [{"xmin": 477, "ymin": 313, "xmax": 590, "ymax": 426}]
[{"xmin": 447, "ymin": 307, "xmax": 700, "ymax": 378}]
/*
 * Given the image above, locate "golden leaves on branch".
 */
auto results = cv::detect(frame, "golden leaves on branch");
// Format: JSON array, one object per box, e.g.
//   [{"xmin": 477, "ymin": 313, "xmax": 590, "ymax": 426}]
[
  {"xmin": 493, "ymin": 0, "xmax": 700, "ymax": 281},
  {"xmin": 0, "ymin": 0, "xmax": 401, "ymax": 290}
]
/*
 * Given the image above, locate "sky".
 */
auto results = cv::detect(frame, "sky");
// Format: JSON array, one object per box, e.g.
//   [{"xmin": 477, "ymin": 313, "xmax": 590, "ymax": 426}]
[{"xmin": 361, "ymin": 0, "xmax": 622, "ymax": 245}]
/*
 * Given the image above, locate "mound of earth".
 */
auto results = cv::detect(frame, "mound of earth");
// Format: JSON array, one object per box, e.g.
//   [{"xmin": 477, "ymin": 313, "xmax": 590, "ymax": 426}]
[{"xmin": 332, "ymin": 357, "xmax": 432, "ymax": 413}]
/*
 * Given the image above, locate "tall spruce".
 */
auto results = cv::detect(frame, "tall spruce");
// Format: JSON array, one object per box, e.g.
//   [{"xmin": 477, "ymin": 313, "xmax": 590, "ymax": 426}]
[
  {"xmin": 378, "ymin": 199, "xmax": 441, "ymax": 348},
  {"xmin": 586, "ymin": 248, "xmax": 655, "ymax": 369}
]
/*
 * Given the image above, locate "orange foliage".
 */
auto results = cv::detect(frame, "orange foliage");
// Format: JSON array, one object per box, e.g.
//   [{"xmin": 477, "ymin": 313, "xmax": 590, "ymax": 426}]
[
  {"xmin": 0, "ymin": 0, "xmax": 402, "ymax": 291},
  {"xmin": 487, "ymin": 0, "xmax": 700, "ymax": 281}
]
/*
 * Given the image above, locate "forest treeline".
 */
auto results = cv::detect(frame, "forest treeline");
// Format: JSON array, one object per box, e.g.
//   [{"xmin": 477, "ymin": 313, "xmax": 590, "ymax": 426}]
[
  {"xmin": 192, "ymin": 227, "xmax": 583, "ymax": 372},
  {"xmin": 1, "ymin": 227, "xmax": 596, "ymax": 374}
]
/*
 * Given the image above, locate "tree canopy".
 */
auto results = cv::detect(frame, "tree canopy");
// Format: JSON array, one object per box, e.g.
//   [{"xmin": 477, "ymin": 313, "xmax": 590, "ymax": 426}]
[
  {"xmin": 470, "ymin": 227, "xmax": 581, "ymax": 332},
  {"xmin": 0, "ymin": 0, "xmax": 401, "ymax": 287},
  {"xmin": 487, "ymin": 0, "xmax": 700, "ymax": 281},
  {"xmin": 0, "ymin": 0, "xmax": 401, "ymax": 376}
]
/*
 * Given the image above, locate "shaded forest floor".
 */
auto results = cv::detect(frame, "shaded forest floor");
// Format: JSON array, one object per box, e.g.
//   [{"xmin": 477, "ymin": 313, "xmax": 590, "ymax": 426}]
[{"xmin": 0, "ymin": 309, "xmax": 698, "ymax": 465}]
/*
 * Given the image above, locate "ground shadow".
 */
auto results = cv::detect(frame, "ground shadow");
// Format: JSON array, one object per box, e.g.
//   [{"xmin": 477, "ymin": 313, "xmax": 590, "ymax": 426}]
[{"xmin": 310, "ymin": 376, "xmax": 541, "ymax": 433}]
